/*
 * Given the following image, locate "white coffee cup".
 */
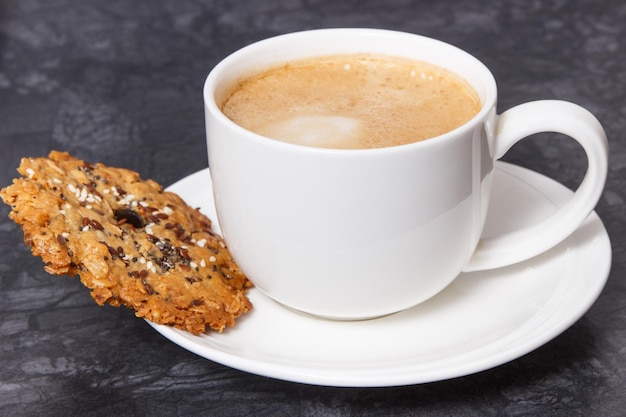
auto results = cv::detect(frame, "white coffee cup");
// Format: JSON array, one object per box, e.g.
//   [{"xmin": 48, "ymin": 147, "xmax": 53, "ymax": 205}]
[{"xmin": 203, "ymin": 29, "xmax": 608, "ymax": 319}]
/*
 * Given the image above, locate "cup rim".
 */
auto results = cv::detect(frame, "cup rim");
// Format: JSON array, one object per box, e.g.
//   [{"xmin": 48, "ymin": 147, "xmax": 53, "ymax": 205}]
[{"xmin": 204, "ymin": 28, "xmax": 498, "ymax": 154}]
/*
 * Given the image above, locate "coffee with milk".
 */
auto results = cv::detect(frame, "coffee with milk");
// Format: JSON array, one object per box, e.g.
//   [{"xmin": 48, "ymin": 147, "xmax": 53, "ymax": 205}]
[{"xmin": 220, "ymin": 54, "xmax": 481, "ymax": 149}]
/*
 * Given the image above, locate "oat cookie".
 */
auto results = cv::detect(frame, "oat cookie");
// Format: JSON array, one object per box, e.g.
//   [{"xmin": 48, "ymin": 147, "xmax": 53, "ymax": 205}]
[{"xmin": 1, "ymin": 151, "xmax": 252, "ymax": 334}]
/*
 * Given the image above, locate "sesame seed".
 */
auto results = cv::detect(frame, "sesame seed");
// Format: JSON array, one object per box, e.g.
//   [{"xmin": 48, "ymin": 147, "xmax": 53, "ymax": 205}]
[
  {"xmin": 190, "ymin": 261, "xmax": 198, "ymax": 269},
  {"xmin": 26, "ymin": 168, "xmax": 35, "ymax": 178},
  {"xmin": 196, "ymin": 238, "xmax": 207, "ymax": 248},
  {"xmin": 53, "ymin": 178, "xmax": 62, "ymax": 184},
  {"xmin": 163, "ymin": 206, "xmax": 173, "ymax": 215},
  {"xmin": 68, "ymin": 184, "xmax": 77, "ymax": 194},
  {"xmin": 200, "ymin": 259, "xmax": 206, "ymax": 267},
  {"xmin": 209, "ymin": 256, "xmax": 216, "ymax": 263}
]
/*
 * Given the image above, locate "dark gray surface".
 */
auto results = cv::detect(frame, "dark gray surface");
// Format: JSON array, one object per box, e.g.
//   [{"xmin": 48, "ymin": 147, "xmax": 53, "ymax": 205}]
[{"xmin": 1, "ymin": 0, "xmax": 624, "ymax": 416}]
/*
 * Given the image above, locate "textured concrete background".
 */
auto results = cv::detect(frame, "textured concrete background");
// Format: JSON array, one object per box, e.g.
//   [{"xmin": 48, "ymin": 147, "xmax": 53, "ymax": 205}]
[{"xmin": 1, "ymin": 0, "xmax": 624, "ymax": 416}]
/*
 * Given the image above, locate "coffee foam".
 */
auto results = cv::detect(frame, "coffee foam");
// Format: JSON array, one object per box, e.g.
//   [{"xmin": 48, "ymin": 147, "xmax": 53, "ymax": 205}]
[
  {"xmin": 221, "ymin": 54, "xmax": 481, "ymax": 149},
  {"xmin": 259, "ymin": 115, "xmax": 362, "ymax": 148}
]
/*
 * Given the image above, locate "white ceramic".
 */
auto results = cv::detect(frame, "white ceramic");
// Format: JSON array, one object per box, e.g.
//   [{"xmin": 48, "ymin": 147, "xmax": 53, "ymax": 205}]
[
  {"xmin": 149, "ymin": 162, "xmax": 611, "ymax": 387},
  {"xmin": 203, "ymin": 29, "xmax": 608, "ymax": 319}
]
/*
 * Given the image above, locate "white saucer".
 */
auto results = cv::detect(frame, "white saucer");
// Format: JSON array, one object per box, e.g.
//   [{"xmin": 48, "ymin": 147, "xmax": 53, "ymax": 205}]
[{"xmin": 148, "ymin": 161, "xmax": 611, "ymax": 387}]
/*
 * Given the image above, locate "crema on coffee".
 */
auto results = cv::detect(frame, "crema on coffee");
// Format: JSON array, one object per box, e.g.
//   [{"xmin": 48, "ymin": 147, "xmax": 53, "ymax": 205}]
[{"xmin": 220, "ymin": 54, "xmax": 481, "ymax": 149}]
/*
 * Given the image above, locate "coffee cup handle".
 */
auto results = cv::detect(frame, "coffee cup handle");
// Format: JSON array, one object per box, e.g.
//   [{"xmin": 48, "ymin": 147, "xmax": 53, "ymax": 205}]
[{"xmin": 463, "ymin": 100, "xmax": 608, "ymax": 272}]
